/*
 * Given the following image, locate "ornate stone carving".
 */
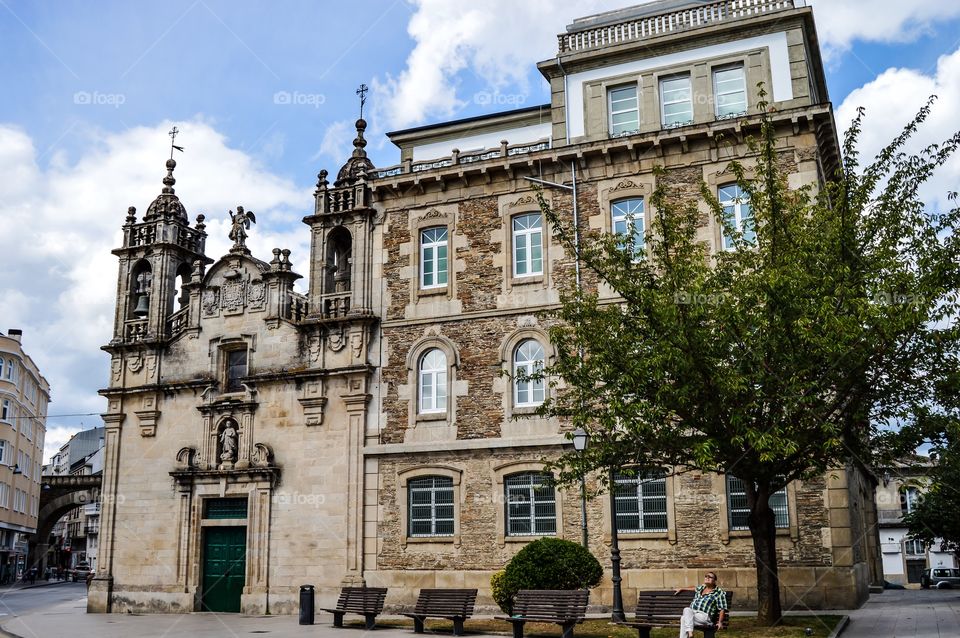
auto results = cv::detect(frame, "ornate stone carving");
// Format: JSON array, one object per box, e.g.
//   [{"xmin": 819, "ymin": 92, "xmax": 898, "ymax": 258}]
[
  {"xmin": 328, "ymin": 326, "xmax": 346, "ymax": 352},
  {"xmin": 176, "ymin": 446, "xmax": 198, "ymax": 469},
  {"xmin": 222, "ymin": 281, "xmax": 245, "ymax": 312},
  {"xmin": 202, "ymin": 289, "xmax": 219, "ymax": 316},
  {"xmin": 247, "ymin": 280, "xmax": 266, "ymax": 308},
  {"xmin": 612, "ymin": 179, "xmax": 641, "ymax": 191},
  {"xmin": 417, "ymin": 208, "xmax": 444, "ymax": 222},
  {"xmin": 228, "ymin": 206, "xmax": 256, "ymax": 254},
  {"xmin": 251, "ymin": 443, "xmax": 273, "ymax": 468},
  {"xmin": 127, "ymin": 352, "xmax": 144, "ymax": 373},
  {"xmin": 512, "ymin": 194, "xmax": 536, "ymax": 207},
  {"xmin": 517, "ymin": 315, "xmax": 537, "ymax": 328}
]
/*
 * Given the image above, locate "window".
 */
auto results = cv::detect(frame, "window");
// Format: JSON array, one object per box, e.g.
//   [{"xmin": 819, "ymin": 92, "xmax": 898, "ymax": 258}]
[
  {"xmin": 0, "ymin": 483, "xmax": 8, "ymax": 509},
  {"xmin": 418, "ymin": 349, "xmax": 447, "ymax": 414},
  {"xmin": 727, "ymin": 475, "xmax": 789, "ymax": 530},
  {"xmin": 902, "ymin": 486, "xmax": 921, "ymax": 514},
  {"xmin": 660, "ymin": 75, "xmax": 693, "ymax": 128},
  {"xmin": 513, "ymin": 340, "xmax": 545, "ymax": 407},
  {"xmin": 904, "ymin": 539, "xmax": 925, "ymax": 555},
  {"xmin": 719, "ymin": 184, "xmax": 755, "ymax": 249},
  {"xmin": 614, "ymin": 470, "xmax": 668, "ymax": 532},
  {"xmin": 609, "ymin": 85, "xmax": 639, "ymax": 136},
  {"xmin": 408, "ymin": 476, "xmax": 455, "ymax": 537},
  {"xmin": 4, "ymin": 359, "xmax": 15, "ymax": 382},
  {"xmin": 512, "ymin": 213, "xmax": 543, "ymax": 277},
  {"xmin": 611, "ymin": 198, "xmax": 645, "ymax": 255},
  {"xmin": 225, "ymin": 349, "xmax": 247, "ymax": 393},
  {"xmin": 21, "ymin": 418, "xmax": 30, "ymax": 440},
  {"xmin": 420, "ymin": 227, "xmax": 448, "ymax": 289},
  {"xmin": 0, "ymin": 441, "xmax": 5, "ymax": 465},
  {"xmin": 714, "ymin": 65, "xmax": 746, "ymax": 119},
  {"xmin": 0, "ymin": 400, "xmax": 8, "ymax": 422},
  {"xmin": 505, "ymin": 472, "xmax": 556, "ymax": 536}
]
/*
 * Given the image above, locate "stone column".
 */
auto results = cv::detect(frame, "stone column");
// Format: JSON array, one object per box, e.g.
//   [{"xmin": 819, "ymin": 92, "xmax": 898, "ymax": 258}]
[
  {"xmin": 342, "ymin": 382, "xmax": 370, "ymax": 578},
  {"xmin": 88, "ymin": 409, "xmax": 125, "ymax": 613}
]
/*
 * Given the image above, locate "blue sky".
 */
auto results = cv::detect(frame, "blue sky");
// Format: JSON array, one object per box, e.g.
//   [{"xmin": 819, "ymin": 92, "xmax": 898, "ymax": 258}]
[{"xmin": 1, "ymin": 0, "xmax": 959, "ymax": 462}]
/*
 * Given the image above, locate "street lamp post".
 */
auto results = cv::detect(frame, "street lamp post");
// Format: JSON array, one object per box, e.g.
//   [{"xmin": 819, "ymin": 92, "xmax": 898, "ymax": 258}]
[
  {"xmin": 572, "ymin": 427, "xmax": 589, "ymax": 548},
  {"xmin": 609, "ymin": 468, "xmax": 625, "ymax": 621}
]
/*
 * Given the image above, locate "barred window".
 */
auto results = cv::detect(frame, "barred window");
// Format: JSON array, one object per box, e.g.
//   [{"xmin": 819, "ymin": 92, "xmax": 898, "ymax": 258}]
[
  {"xmin": 726, "ymin": 476, "xmax": 788, "ymax": 530},
  {"xmin": 408, "ymin": 476, "xmax": 455, "ymax": 537},
  {"xmin": 614, "ymin": 470, "xmax": 668, "ymax": 532},
  {"xmin": 505, "ymin": 472, "xmax": 556, "ymax": 537}
]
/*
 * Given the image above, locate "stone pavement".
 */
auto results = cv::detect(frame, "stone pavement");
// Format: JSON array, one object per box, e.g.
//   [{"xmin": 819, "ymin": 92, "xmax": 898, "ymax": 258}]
[{"xmin": 1, "ymin": 588, "xmax": 957, "ymax": 638}]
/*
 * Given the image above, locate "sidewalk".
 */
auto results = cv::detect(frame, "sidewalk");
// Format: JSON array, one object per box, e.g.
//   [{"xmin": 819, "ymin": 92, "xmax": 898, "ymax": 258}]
[{"xmin": 1, "ymin": 589, "xmax": 957, "ymax": 638}]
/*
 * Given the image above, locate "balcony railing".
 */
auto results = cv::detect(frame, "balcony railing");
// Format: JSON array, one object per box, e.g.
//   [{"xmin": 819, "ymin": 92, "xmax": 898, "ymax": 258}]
[
  {"xmin": 123, "ymin": 319, "xmax": 148, "ymax": 342},
  {"xmin": 878, "ymin": 510, "xmax": 904, "ymax": 524},
  {"xmin": 372, "ymin": 139, "xmax": 551, "ymax": 180},
  {"xmin": 167, "ymin": 307, "xmax": 188, "ymax": 336},
  {"xmin": 558, "ymin": 0, "xmax": 799, "ymax": 53}
]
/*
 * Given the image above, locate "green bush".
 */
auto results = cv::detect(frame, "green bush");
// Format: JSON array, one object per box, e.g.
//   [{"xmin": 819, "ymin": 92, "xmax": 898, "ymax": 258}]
[{"xmin": 491, "ymin": 538, "xmax": 603, "ymax": 613}]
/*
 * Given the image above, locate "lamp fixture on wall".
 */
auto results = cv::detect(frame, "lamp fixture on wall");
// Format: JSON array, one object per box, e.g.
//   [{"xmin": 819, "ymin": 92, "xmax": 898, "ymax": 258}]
[{"xmin": 882, "ymin": 471, "xmax": 891, "ymax": 487}]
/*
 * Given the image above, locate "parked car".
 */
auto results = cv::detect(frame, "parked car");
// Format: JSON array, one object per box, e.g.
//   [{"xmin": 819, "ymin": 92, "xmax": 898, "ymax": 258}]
[
  {"xmin": 70, "ymin": 562, "xmax": 92, "ymax": 583},
  {"xmin": 920, "ymin": 567, "xmax": 960, "ymax": 589}
]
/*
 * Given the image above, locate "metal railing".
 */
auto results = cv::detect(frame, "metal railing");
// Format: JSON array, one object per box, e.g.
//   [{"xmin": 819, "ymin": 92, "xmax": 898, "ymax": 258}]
[
  {"xmin": 372, "ymin": 139, "xmax": 551, "ymax": 180},
  {"xmin": 558, "ymin": 0, "xmax": 798, "ymax": 53}
]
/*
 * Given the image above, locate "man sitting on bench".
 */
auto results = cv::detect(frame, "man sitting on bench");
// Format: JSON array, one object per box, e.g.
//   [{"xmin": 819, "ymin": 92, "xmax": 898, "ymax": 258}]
[{"xmin": 673, "ymin": 571, "xmax": 728, "ymax": 638}]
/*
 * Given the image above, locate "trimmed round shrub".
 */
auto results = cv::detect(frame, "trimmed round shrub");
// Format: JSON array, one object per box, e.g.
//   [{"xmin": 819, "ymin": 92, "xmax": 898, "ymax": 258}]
[{"xmin": 491, "ymin": 538, "xmax": 603, "ymax": 613}]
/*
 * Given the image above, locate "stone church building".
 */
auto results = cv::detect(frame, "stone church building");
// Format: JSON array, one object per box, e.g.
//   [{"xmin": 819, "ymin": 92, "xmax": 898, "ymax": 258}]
[{"xmin": 90, "ymin": 0, "xmax": 882, "ymax": 615}]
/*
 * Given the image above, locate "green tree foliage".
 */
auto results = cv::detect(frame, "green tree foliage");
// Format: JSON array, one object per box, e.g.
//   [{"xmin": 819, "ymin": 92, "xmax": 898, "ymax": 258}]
[
  {"xmin": 534, "ymin": 99, "xmax": 960, "ymax": 624},
  {"xmin": 491, "ymin": 538, "xmax": 603, "ymax": 614},
  {"xmin": 903, "ymin": 423, "xmax": 960, "ymax": 560}
]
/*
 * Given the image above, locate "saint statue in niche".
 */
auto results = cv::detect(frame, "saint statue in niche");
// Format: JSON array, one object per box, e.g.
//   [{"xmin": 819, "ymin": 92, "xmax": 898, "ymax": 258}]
[{"xmin": 219, "ymin": 420, "xmax": 238, "ymax": 462}]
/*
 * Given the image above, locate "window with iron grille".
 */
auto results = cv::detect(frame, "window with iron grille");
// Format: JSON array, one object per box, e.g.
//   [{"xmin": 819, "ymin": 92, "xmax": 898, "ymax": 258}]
[
  {"xmin": 614, "ymin": 470, "xmax": 668, "ymax": 532},
  {"xmin": 726, "ymin": 476, "xmax": 788, "ymax": 530},
  {"xmin": 505, "ymin": 472, "xmax": 556, "ymax": 536},
  {"xmin": 204, "ymin": 497, "xmax": 248, "ymax": 519},
  {"xmin": 408, "ymin": 476, "xmax": 455, "ymax": 537}
]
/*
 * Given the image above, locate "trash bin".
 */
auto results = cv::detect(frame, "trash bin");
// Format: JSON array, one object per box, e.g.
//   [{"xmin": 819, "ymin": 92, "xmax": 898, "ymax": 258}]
[{"xmin": 299, "ymin": 584, "xmax": 315, "ymax": 625}]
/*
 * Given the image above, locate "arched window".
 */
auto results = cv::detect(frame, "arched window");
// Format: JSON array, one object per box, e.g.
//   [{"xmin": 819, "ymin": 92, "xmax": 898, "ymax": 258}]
[
  {"xmin": 611, "ymin": 198, "xmax": 645, "ymax": 255},
  {"xmin": 174, "ymin": 263, "xmax": 192, "ymax": 310},
  {"xmin": 325, "ymin": 227, "xmax": 353, "ymax": 294},
  {"xmin": 504, "ymin": 472, "xmax": 556, "ymax": 536},
  {"xmin": 408, "ymin": 475, "xmax": 454, "ymax": 537},
  {"xmin": 513, "ymin": 339, "xmax": 545, "ymax": 407},
  {"xmin": 418, "ymin": 349, "xmax": 447, "ymax": 414},
  {"xmin": 129, "ymin": 260, "xmax": 152, "ymax": 318}
]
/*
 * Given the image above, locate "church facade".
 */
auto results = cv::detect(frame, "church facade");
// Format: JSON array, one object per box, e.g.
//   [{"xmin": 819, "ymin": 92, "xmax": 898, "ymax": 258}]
[{"xmin": 90, "ymin": 0, "xmax": 882, "ymax": 615}]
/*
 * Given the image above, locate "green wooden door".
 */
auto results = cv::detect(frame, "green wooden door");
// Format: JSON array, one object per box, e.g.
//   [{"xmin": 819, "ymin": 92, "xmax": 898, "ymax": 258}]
[{"xmin": 201, "ymin": 527, "xmax": 246, "ymax": 612}]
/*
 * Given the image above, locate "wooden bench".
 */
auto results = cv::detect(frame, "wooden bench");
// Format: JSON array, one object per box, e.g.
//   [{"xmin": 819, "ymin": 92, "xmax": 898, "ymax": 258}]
[
  {"xmin": 494, "ymin": 589, "xmax": 590, "ymax": 638},
  {"xmin": 321, "ymin": 586, "xmax": 388, "ymax": 630},
  {"xmin": 614, "ymin": 590, "xmax": 733, "ymax": 638},
  {"xmin": 402, "ymin": 588, "xmax": 478, "ymax": 635}
]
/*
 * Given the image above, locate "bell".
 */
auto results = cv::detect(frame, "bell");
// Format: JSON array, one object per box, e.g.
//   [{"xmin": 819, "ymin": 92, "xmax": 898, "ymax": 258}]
[{"xmin": 133, "ymin": 294, "xmax": 150, "ymax": 318}]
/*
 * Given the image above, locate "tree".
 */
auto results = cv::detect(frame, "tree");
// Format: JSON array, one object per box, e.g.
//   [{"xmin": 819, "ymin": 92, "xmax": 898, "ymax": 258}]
[
  {"xmin": 902, "ymin": 423, "xmax": 960, "ymax": 561},
  {"xmin": 533, "ymin": 99, "xmax": 960, "ymax": 624}
]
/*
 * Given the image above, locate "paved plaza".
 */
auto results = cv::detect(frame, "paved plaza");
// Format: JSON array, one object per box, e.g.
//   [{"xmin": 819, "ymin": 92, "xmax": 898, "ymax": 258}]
[{"xmin": 0, "ymin": 586, "xmax": 957, "ymax": 638}]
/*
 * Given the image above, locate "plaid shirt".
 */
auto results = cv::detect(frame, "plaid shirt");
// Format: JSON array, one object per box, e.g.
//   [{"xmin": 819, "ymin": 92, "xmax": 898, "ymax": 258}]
[{"xmin": 690, "ymin": 585, "xmax": 728, "ymax": 621}]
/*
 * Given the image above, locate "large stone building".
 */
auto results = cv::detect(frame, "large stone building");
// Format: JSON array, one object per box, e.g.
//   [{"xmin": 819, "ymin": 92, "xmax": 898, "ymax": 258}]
[
  {"xmin": 0, "ymin": 330, "xmax": 49, "ymax": 582},
  {"xmin": 91, "ymin": 0, "xmax": 881, "ymax": 615}
]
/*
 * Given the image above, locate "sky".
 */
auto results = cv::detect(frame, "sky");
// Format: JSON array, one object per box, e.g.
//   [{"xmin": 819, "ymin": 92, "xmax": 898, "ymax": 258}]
[{"xmin": 1, "ymin": 0, "xmax": 959, "ymax": 464}]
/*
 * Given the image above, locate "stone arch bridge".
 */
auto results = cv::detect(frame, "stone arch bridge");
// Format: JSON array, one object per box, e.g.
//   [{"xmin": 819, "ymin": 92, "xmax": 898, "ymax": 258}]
[{"xmin": 30, "ymin": 474, "xmax": 102, "ymax": 573}]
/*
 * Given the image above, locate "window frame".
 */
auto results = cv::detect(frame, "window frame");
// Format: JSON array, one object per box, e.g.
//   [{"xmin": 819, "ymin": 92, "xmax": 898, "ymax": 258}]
[
  {"xmin": 713, "ymin": 64, "xmax": 747, "ymax": 120},
  {"xmin": 407, "ymin": 475, "xmax": 456, "ymax": 538},
  {"xmin": 512, "ymin": 213, "xmax": 544, "ymax": 278},
  {"xmin": 417, "ymin": 348, "xmax": 448, "ymax": 415},
  {"xmin": 659, "ymin": 74, "xmax": 693, "ymax": 129},
  {"xmin": 504, "ymin": 471, "xmax": 557, "ymax": 538},
  {"xmin": 224, "ymin": 347, "xmax": 248, "ymax": 394},
  {"xmin": 901, "ymin": 486, "xmax": 921, "ymax": 514},
  {"xmin": 398, "ymin": 466, "xmax": 462, "ymax": 546},
  {"xmin": 419, "ymin": 226, "xmax": 449, "ymax": 290},
  {"xmin": 608, "ymin": 84, "xmax": 640, "ymax": 137},
  {"xmin": 613, "ymin": 470, "xmax": 669, "ymax": 533},
  {"xmin": 513, "ymin": 339, "xmax": 545, "ymax": 408},
  {"xmin": 611, "ymin": 197, "xmax": 646, "ymax": 256},
  {"xmin": 726, "ymin": 475, "xmax": 789, "ymax": 531},
  {"xmin": 718, "ymin": 183, "xmax": 754, "ymax": 250}
]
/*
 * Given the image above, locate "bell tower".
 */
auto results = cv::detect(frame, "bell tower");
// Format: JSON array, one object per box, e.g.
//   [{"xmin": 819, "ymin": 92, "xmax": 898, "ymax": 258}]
[{"xmin": 109, "ymin": 148, "xmax": 212, "ymax": 345}]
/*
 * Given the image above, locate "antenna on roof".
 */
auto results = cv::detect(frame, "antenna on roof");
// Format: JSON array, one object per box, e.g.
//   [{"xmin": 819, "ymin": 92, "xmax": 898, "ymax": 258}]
[
  {"xmin": 169, "ymin": 126, "xmax": 184, "ymax": 159},
  {"xmin": 356, "ymin": 84, "xmax": 368, "ymax": 120}
]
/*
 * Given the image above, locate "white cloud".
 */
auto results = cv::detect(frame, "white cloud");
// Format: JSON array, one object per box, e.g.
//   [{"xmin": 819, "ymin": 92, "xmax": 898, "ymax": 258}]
[
  {"xmin": 836, "ymin": 46, "xmax": 960, "ymax": 210},
  {"xmin": 372, "ymin": 0, "xmax": 626, "ymax": 130},
  {"xmin": 0, "ymin": 120, "xmax": 311, "ymax": 463},
  {"xmin": 313, "ymin": 119, "xmax": 354, "ymax": 165},
  {"xmin": 808, "ymin": 0, "xmax": 960, "ymax": 56}
]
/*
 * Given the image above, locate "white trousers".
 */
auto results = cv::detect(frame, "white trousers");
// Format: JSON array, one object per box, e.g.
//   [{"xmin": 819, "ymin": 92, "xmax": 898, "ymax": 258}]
[{"xmin": 679, "ymin": 607, "xmax": 711, "ymax": 638}]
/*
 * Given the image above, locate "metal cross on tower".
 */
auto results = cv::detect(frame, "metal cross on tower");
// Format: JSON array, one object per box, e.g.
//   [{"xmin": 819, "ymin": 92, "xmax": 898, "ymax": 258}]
[
  {"xmin": 169, "ymin": 126, "xmax": 184, "ymax": 159},
  {"xmin": 356, "ymin": 84, "xmax": 368, "ymax": 120}
]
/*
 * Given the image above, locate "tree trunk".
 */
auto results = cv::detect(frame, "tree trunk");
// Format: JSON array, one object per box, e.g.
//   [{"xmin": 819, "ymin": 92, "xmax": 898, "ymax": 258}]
[{"xmin": 748, "ymin": 487, "xmax": 782, "ymax": 625}]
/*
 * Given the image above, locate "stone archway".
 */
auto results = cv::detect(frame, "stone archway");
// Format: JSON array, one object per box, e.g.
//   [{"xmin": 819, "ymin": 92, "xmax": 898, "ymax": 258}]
[{"xmin": 31, "ymin": 475, "xmax": 102, "ymax": 576}]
